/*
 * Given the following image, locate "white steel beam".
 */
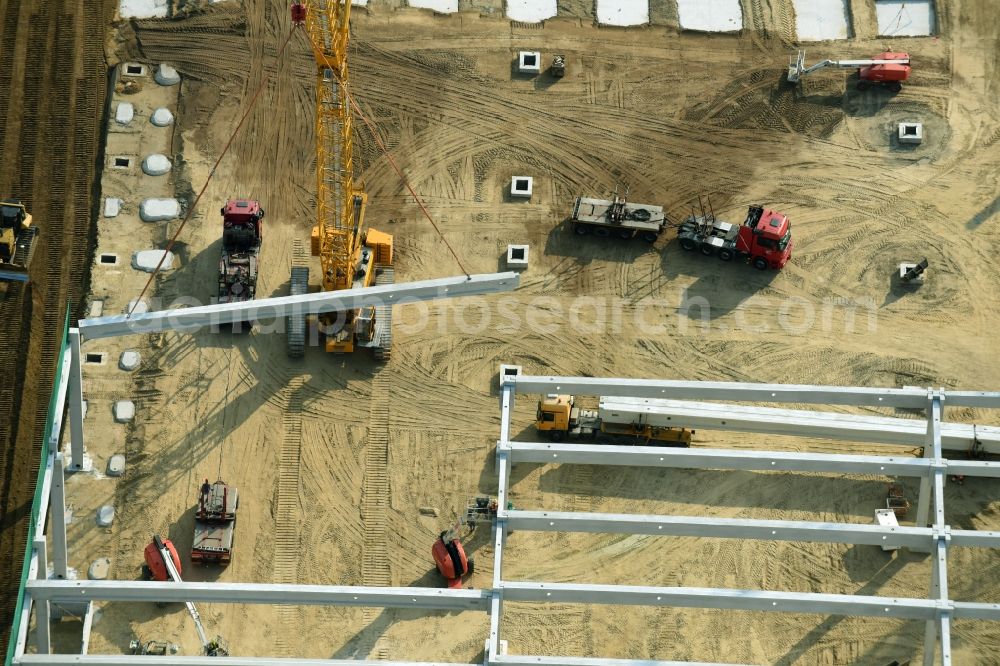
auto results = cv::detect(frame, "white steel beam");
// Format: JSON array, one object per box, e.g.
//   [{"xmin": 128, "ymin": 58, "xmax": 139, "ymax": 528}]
[
  {"xmin": 67, "ymin": 329, "xmax": 85, "ymax": 469},
  {"xmin": 503, "ymin": 442, "xmax": 1000, "ymax": 479},
  {"xmin": 33, "ymin": 538, "xmax": 49, "ymax": 655},
  {"xmin": 77, "ymin": 272, "xmax": 518, "ymax": 339},
  {"xmin": 493, "ymin": 658, "xmax": 750, "ymax": 666},
  {"xmin": 15, "ymin": 659, "xmax": 462, "ymax": 666},
  {"xmin": 592, "ymin": 397, "xmax": 1000, "ymax": 453},
  {"xmin": 501, "ymin": 582, "xmax": 941, "ymax": 619},
  {"xmin": 512, "ymin": 376, "xmax": 1000, "ymax": 410},
  {"xmin": 26, "ymin": 581, "xmax": 490, "ymax": 609},
  {"xmin": 49, "ymin": 453, "xmax": 68, "ymax": 579},
  {"xmin": 952, "ymin": 602, "xmax": 1000, "ymax": 620}
]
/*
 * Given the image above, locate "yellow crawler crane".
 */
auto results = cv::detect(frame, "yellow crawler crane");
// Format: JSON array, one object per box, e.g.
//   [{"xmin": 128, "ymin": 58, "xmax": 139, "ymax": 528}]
[{"xmin": 290, "ymin": 1, "xmax": 394, "ymax": 359}]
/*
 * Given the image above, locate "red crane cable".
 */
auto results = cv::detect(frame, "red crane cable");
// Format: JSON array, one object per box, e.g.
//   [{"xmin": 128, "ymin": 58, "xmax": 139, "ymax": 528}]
[{"xmin": 127, "ymin": 28, "xmax": 298, "ymax": 317}]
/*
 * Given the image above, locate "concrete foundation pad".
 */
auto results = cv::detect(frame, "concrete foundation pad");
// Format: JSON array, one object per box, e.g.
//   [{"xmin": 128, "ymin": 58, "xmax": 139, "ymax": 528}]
[
  {"xmin": 139, "ymin": 197, "xmax": 180, "ymax": 222},
  {"xmin": 677, "ymin": 0, "xmax": 742, "ymax": 32},
  {"xmin": 898, "ymin": 122, "xmax": 923, "ymax": 144},
  {"xmin": 597, "ymin": 0, "xmax": 649, "ymax": 26},
  {"xmin": 142, "ymin": 154, "xmax": 172, "ymax": 176},
  {"xmin": 510, "ymin": 176, "xmax": 533, "ymax": 198},
  {"xmin": 409, "ymin": 0, "xmax": 458, "ymax": 12},
  {"xmin": 876, "ymin": 0, "xmax": 935, "ymax": 36},
  {"xmin": 507, "ymin": 0, "xmax": 556, "ymax": 22},
  {"xmin": 119, "ymin": 0, "xmax": 168, "ymax": 18},
  {"xmin": 151, "ymin": 107, "xmax": 174, "ymax": 127},
  {"xmin": 517, "ymin": 52, "xmax": 541, "ymax": 75},
  {"xmin": 115, "ymin": 102, "xmax": 134, "ymax": 125},
  {"xmin": 119, "ymin": 350, "xmax": 141, "ymax": 370},
  {"xmin": 87, "ymin": 557, "xmax": 111, "ymax": 580},
  {"xmin": 125, "ymin": 298, "xmax": 150, "ymax": 315},
  {"xmin": 132, "ymin": 250, "xmax": 174, "ymax": 272},
  {"xmin": 506, "ymin": 244, "xmax": 529, "ymax": 270},
  {"xmin": 96, "ymin": 505, "xmax": 115, "ymax": 527},
  {"xmin": 103, "ymin": 198, "xmax": 121, "ymax": 218},
  {"xmin": 898, "ymin": 262, "xmax": 927, "ymax": 283},
  {"xmin": 113, "ymin": 400, "xmax": 135, "ymax": 423},
  {"xmin": 792, "ymin": 0, "xmax": 850, "ymax": 41},
  {"xmin": 107, "ymin": 455, "xmax": 126, "ymax": 477},
  {"xmin": 155, "ymin": 63, "xmax": 181, "ymax": 86},
  {"xmin": 499, "ymin": 364, "xmax": 523, "ymax": 383}
]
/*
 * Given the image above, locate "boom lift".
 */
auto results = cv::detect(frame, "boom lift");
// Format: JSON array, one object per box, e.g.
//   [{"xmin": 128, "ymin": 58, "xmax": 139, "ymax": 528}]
[
  {"xmin": 291, "ymin": 1, "xmax": 394, "ymax": 360},
  {"xmin": 787, "ymin": 50, "xmax": 911, "ymax": 92},
  {"xmin": 142, "ymin": 535, "xmax": 228, "ymax": 656},
  {"xmin": 431, "ymin": 497, "xmax": 498, "ymax": 588},
  {"xmin": 0, "ymin": 199, "xmax": 39, "ymax": 282}
]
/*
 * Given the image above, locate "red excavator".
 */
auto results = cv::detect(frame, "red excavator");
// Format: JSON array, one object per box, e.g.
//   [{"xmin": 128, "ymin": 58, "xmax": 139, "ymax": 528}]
[{"xmin": 432, "ymin": 497, "xmax": 498, "ymax": 588}]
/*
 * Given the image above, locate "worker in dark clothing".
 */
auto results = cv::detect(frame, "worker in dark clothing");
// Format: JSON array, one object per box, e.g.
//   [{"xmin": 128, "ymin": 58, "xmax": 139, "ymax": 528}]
[{"xmin": 200, "ymin": 479, "xmax": 211, "ymax": 506}]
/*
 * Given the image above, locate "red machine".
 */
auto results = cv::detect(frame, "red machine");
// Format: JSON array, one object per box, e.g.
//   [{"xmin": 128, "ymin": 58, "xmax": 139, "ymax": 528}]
[
  {"xmin": 218, "ymin": 199, "xmax": 263, "ymax": 305},
  {"xmin": 432, "ymin": 531, "xmax": 472, "ymax": 589},
  {"xmin": 788, "ymin": 50, "xmax": 911, "ymax": 92},
  {"xmin": 677, "ymin": 204, "xmax": 792, "ymax": 271},
  {"xmin": 142, "ymin": 535, "xmax": 181, "ymax": 582}
]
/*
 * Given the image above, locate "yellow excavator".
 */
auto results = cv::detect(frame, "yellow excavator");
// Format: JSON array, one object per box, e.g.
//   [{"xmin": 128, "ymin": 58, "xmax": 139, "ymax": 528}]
[
  {"xmin": 0, "ymin": 199, "xmax": 39, "ymax": 282},
  {"xmin": 289, "ymin": 1, "xmax": 394, "ymax": 360}
]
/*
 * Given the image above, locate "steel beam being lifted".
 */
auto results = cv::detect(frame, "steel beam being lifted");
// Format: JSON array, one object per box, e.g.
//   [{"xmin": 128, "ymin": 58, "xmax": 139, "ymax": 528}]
[
  {"xmin": 512, "ymin": 375, "xmax": 1000, "ymax": 410},
  {"xmin": 77, "ymin": 272, "xmax": 519, "ymax": 340}
]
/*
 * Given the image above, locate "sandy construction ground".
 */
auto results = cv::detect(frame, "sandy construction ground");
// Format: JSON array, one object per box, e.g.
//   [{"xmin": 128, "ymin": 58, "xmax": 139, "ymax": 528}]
[{"xmin": 49, "ymin": 0, "xmax": 1000, "ymax": 663}]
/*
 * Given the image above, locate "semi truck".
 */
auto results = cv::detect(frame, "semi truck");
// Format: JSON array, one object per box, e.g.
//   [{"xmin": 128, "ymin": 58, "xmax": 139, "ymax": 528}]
[
  {"xmin": 218, "ymin": 199, "xmax": 263, "ymax": 304},
  {"xmin": 677, "ymin": 205, "xmax": 792, "ymax": 270},
  {"xmin": 536, "ymin": 394, "xmax": 692, "ymax": 445},
  {"xmin": 191, "ymin": 479, "xmax": 238, "ymax": 565},
  {"xmin": 570, "ymin": 193, "xmax": 667, "ymax": 243}
]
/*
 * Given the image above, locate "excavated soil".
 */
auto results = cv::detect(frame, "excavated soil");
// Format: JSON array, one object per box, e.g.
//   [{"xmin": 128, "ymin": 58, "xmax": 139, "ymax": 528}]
[{"xmin": 28, "ymin": 0, "xmax": 1000, "ymax": 664}]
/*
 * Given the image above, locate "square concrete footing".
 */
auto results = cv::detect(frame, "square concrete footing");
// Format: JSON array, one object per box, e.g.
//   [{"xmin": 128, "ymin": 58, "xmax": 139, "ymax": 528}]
[
  {"xmin": 898, "ymin": 122, "xmax": 923, "ymax": 144},
  {"xmin": 898, "ymin": 262, "xmax": 926, "ymax": 284},
  {"xmin": 506, "ymin": 244, "xmax": 529, "ymax": 269},
  {"xmin": 510, "ymin": 176, "xmax": 532, "ymax": 198},
  {"xmin": 517, "ymin": 51, "xmax": 541, "ymax": 74},
  {"xmin": 499, "ymin": 364, "xmax": 522, "ymax": 385}
]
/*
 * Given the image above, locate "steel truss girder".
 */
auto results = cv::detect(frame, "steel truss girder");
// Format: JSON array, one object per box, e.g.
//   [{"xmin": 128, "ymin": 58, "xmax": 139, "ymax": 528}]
[
  {"xmin": 511, "ymin": 376, "xmax": 1000, "ymax": 410},
  {"xmin": 26, "ymin": 581, "xmax": 489, "ymax": 610},
  {"xmin": 493, "ymin": 658, "xmax": 749, "ymax": 666},
  {"xmin": 76, "ymin": 272, "xmax": 519, "ymax": 339},
  {"xmin": 503, "ymin": 510, "xmax": 1000, "ymax": 549},
  {"xmin": 502, "ymin": 442, "xmax": 1000, "ymax": 478},
  {"xmin": 500, "ymin": 582, "xmax": 1000, "ymax": 620},
  {"xmin": 15, "ymin": 659, "xmax": 458, "ymax": 666}
]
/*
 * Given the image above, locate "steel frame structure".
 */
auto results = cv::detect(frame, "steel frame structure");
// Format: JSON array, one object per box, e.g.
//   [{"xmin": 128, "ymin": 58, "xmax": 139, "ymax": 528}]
[
  {"xmin": 11, "ymin": 364, "xmax": 1000, "ymax": 666},
  {"xmin": 487, "ymin": 371, "xmax": 1000, "ymax": 666}
]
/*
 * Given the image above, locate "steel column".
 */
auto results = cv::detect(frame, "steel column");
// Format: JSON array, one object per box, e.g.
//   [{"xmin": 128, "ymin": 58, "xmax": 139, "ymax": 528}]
[
  {"xmin": 33, "ymin": 538, "xmax": 49, "ymax": 655},
  {"xmin": 49, "ymin": 453, "xmax": 68, "ymax": 579},
  {"xmin": 77, "ymin": 272, "xmax": 519, "ymax": 339},
  {"xmin": 67, "ymin": 329, "xmax": 85, "ymax": 469}
]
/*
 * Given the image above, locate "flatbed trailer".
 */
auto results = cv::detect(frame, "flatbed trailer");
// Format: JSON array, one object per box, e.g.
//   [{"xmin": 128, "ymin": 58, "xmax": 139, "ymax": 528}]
[
  {"xmin": 192, "ymin": 480, "xmax": 238, "ymax": 565},
  {"xmin": 571, "ymin": 196, "xmax": 667, "ymax": 242}
]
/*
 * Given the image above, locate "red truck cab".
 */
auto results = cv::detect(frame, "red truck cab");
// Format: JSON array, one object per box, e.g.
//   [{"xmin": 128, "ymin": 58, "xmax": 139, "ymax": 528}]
[
  {"xmin": 738, "ymin": 207, "xmax": 792, "ymax": 270},
  {"xmin": 222, "ymin": 199, "xmax": 263, "ymax": 249}
]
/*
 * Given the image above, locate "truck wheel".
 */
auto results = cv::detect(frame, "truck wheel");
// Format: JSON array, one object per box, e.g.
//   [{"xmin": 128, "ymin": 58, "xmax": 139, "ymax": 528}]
[
  {"xmin": 753, "ymin": 257, "xmax": 769, "ymax": 270},
  {"xmin": 594, "ymin": 227, "xmax": 610, "ymax": 238},
  {"xmin": 718, "ymin": 249, "xmax": 734, "ymax": 261},
  {"xmin": 574, "ymin": 223, "xmax": 589, "ymax": 235},
  {"xmin": 888, "ymin": 81, "xmax": 902, "ymax": 93},
  {"xmin": 547, "ymin": 430, "xmax": 565, "ymax": 442},
  {"xmin": 700, "ymin": 244, "xmax": 715, "ymax": 256},
  {"xmin": 616, "ymin": 228, "xmax": 632, "ymax": 240},
  {"xmin": 640, "ymin": 231, "xmax": 657, "ymax": 243},
  {"xmin": 680, "ymin": 238, "xmax": 697, "ymax": 251},
  {"xmin": 856, "ymin": 80, "xmax": 871, "ymax": 91}
]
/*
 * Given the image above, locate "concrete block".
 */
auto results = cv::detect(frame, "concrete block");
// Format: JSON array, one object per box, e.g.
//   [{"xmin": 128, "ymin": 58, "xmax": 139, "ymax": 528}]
[
  {"xmin": 874, "ymin": 509, "xmax": 900, "ymax": 551},
  {"xmin": 132, "ymin": 250, "xmax": 174, "ymax": 273},
  {"xmin": 517, "ymin": 51, "xmax": 542, "ymax": 75},
  {"xmin": 154, "ymin": 63, "xmax": 180, "ymax": 86},
  {"xmin": 119, "ymin": 351, "xmax": 141, "ymax": 371},
  {"xmin": 96, "ymin": 505, "xmax": 115, "ymax": 527},
  {"xmin": 113, "ymin": 400, "xmax": 135, "ymax": 423},
  {"xmin": 125, "ymin": 298, "xmax": 149, "ymax": 315},
  {"xmin": 898, "ymin": 122, "xmax": 923, "ymax": 145},
  {"xmin": 510, "ymin": 176, "xmax": 533, "ymax": 198},
  {"xmin": 139, "ymin": 198, "xmax": 180, "ymax": 222},
  {"xmin": 506, "ymin": 244, "xmax": 529, "ymax": 269},
  {"xmin": 88, "ymin": 300, "xmax": 104, "ymax": 318},
  {"xmin": 151, "ymin": 107, "xmax": 174, "ymax": 127},
  {"xmin": 82, "ymin": 400, "xmax": 88, "ymax": 420},
  {"xmin": 499, "ymin": 364, "xmax": 523, "ymax": 384},
  {"xmin": 119, "ymin": 0, "xmax": 168, "ymax": 19},
  {"xmin": 107, "ymin": 454, "xmax": 126, "ymax": 477},
  {"xmin": 88, "ymin": 557, "xmax": 111, "ymax": 580},
  {"xmin": 103, "ymin": 197, "xmax": 121, "ymax": 218},
  {"xmin": 122, "ymin": 63, "xmax": 147, "ymax": 77},
  {"xmin": 115, "ymin": 102, "xmax": 134, "ymax": 125},
  {"xmin": 141, "ymin": 154, "xmax": 172, "ymax": 176}
]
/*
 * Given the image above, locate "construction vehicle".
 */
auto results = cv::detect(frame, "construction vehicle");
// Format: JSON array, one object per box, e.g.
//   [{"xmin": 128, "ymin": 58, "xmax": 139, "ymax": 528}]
[
  {"xmin": 0, "ymin": 199, "xmax": 39, "ymax": 282},
  {"xmin": 570, "ymin": 188, "xmax": 667, "ymax": 242},
  {"xmin": 291, "ymin": 2, "xmax": 394, "ymax": 360},
  {"xmin": 218, "ymin": 199, "xmax": 263, "ymax": 306},
  {"xmin": 677, "ymin": 203, "xmax": 792, "ymax": 271},
  {"xmin": 130, "ymin": 640, "xmax": 179, "ymax": 656},
  {"xmin": 536, "ymin": 394, "xmax": 692, "ymax": 445},
  {"xmin": 788, "ymin": 50, "xmax": 911, "ymax": 92},
  {"xmin": 431, "ymin": 497, "xmax": 498, "ymax": 588},
  {"xmin": 551, "ymin": 54, "xmax": 566, "ymax": 78},
  {"xmin": 142, "ymin": 535, "xmax": 229, "ymax": 656},
  {"xmin": 191, "ymin": 479, "xmax": 238, "ymax": 565}
]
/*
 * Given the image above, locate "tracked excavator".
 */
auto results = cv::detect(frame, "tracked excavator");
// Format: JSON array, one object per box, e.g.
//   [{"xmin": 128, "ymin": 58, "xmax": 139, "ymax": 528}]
[
  {"xmin": 787, "ymin": 50, "xmax": 911, "ymax": 92},
  {"xmin": 0, "ymin": 199, "xmax": 39, "ymax": 282},
  {"xmin": 288, "ymin": 2, "xmax": 394, "ymax": 360}
]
